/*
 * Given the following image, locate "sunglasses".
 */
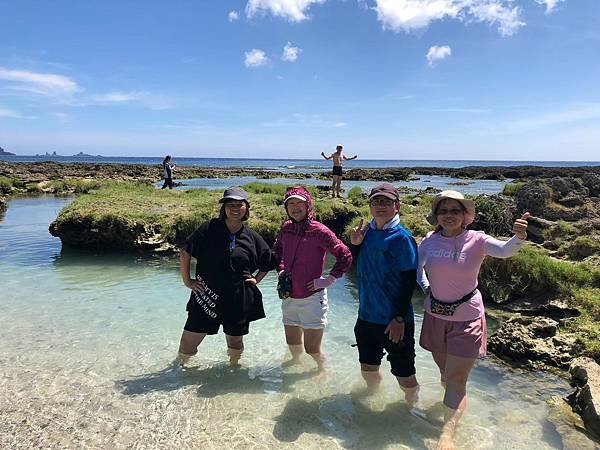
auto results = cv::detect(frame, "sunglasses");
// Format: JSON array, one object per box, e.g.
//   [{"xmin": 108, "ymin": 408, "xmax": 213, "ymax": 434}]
[{"xmin": 436, "ymin": 208, "xmax": 463, "ymax": 216}]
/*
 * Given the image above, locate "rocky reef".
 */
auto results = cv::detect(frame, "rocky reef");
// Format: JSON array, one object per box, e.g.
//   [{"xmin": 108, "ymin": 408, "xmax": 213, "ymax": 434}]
[{"xmin": 569, "ymin": 357, "xmax": 600, "ymax": 441}]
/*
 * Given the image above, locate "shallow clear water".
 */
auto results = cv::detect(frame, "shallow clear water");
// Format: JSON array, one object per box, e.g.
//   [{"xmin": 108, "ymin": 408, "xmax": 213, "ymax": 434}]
[
  {"xmin": 0, "ymin": 197, "xmax": 575, "ymax": 449},
  {"xmin": 177, "ymin": 175, "xmax": 507, "ymax": 196}
]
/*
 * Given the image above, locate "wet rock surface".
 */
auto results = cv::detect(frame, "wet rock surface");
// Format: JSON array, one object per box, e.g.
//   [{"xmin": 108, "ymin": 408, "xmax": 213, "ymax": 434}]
[
  {"xmin": 569, "ymin": 357, "xmax": 600, "ymax": 440},
  {"xmin": 546, "ymin": 396, "xmax": 600, "ymax": 449},
  {"xmin": 488, "ymin": 315, "xmax": 582, "ymax": 370}
]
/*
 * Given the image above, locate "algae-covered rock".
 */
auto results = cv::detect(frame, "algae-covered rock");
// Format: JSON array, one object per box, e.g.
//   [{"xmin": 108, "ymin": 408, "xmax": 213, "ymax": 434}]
[{"xmin": 48, "ymin": 182, "xmax": 366, "ymax": 253}]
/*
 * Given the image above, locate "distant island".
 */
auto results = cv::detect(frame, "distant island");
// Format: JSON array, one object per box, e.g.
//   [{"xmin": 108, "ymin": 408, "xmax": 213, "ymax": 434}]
[
  {"xmin": 73, "ymin": 152, "xmax": 104, "ymax": 157},
  {"xmin": 31, "ymin": 151, "xmax": 104, "ymax": 158},
  {"xmin": 0, "ymin": 146, "xmax": 16, "ymax": 156}
]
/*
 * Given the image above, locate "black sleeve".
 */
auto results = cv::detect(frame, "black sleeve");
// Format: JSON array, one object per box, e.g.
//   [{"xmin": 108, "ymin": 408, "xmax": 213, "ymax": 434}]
[
  {"xmin": 349, "ymin": 242, "xmax": 362, "ymax": 261},
  {"xmin": 255, "ymin": 233, "xmax": 278, "ymax": 272},
  {"xmin": 182, "ymin": 221, "xmax": 210, "ymax": 259},
  {"xmin": 393, "ymin": 269, "xmax": 417, "ymax": 320}
]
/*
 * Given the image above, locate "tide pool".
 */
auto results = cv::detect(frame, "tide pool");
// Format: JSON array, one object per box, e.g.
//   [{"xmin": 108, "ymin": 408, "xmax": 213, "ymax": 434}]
[{"xmin": 0, "ymin": 196, "xmax": 576, "ymax": 449}]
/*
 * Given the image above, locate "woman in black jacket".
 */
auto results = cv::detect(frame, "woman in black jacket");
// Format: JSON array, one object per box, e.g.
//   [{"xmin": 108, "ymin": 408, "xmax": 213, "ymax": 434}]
[{"xmin": 176, "ymin": 187, "xmax": 277, "ymax": 366}]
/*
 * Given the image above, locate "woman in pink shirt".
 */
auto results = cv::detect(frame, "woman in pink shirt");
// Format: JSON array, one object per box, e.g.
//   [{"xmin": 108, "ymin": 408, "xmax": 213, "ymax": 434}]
[
  {"xmin": 274, "ymin": 186, "xmax": 352, "ymax": 369},
  {"xmin": 417, "ymin": 190, "xmax": 529, "ymax": 450}
]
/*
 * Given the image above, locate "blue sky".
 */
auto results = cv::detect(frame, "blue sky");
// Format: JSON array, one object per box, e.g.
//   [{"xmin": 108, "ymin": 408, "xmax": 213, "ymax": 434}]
[{"xmin": 1, "ymin": 0, "xmax": 599, "ymax": 160}]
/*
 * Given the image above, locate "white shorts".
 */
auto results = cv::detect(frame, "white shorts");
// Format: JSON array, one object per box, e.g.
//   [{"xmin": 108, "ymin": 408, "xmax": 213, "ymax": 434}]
[{"xmin": 281, "ymin": 290, "xmax": 329, "ymax": 329}]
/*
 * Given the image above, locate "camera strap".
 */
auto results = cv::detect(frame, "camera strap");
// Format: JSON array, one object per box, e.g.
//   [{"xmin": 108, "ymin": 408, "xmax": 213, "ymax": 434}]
[{"xmin": 287, "ymin": 229, "xmax": 306, "ymax": 274}]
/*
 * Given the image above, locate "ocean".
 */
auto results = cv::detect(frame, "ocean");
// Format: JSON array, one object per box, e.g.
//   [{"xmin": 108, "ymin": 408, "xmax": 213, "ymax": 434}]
[{"xmin": 2, "ymin": 154, "xmax": 599, "ymax": 169}]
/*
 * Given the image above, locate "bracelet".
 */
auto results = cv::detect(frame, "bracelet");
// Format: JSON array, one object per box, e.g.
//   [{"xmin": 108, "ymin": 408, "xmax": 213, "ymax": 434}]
[{"xmin": 394, "ymin": 316, "xmax": 404, "ymax": 324}]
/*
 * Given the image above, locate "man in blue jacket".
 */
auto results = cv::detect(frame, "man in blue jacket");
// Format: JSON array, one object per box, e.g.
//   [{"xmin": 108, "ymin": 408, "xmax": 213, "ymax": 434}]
[{"xmin": 350, "ymin": 183, "xmax": 420, "ymax": 407}]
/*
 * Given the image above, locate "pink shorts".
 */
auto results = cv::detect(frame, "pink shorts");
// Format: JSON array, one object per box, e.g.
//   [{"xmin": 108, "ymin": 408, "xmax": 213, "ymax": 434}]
[{"xmin": 419, "ymin": 312, "xmax": 487, "ymax": 359}]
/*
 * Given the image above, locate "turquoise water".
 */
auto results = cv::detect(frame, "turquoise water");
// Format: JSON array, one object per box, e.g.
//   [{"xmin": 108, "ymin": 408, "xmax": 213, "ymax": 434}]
[{"xmin": 0, "ymin": 197, "xmax": 576, "ymax": 449}]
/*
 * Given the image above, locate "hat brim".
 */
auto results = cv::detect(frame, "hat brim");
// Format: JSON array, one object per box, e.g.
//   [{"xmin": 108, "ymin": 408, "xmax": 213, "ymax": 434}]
[
  {"xmin": 369, "ymin": 192, "xmax": 398, "ymax": 201},
  {"xmin": 427, "ymin": 195, "xmax": 475, "ymax": 226},
  {"xmin": 284, "ymin": 194, "xmax": 307, "ymax": 203},
  {"xmin": 219, "ymin": 195, "xmax": 247, "ymax": 203}
]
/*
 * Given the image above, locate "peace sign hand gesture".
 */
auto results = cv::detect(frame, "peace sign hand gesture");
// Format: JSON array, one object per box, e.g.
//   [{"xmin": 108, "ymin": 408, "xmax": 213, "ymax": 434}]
[
  {"xmin": 513, "ymin": 212, "xmax": 530, "ymax": 240},
  {"xmin": 350, "ymin": 218, "xmax": 368, "ymax": 245}
]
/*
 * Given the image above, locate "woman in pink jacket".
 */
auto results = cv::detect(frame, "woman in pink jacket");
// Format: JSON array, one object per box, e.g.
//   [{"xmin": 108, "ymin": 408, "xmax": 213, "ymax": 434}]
[
  {"xmin": 417, "ymin": 190, "xmax": 529, "ymax": 450},
  {"xmin": 274, "ymin": 186, "xmax": 352, "ymax": 369}
]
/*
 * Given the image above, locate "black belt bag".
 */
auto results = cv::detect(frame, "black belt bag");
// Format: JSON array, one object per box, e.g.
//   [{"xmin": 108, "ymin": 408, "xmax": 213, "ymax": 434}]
[{"xmin": 429, "ymin": 287, "xmax": 478, "ymax": 316}]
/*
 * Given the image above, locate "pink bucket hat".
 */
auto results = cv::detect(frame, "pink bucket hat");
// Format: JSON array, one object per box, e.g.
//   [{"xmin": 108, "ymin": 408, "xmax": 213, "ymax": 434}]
[{"xmin": 426, "ymin": 190, "xmax": 476, "ymax": 226}]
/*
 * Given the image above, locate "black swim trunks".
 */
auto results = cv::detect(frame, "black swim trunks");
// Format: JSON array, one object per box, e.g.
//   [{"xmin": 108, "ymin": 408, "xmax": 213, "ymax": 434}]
[
  {"xmin": 353, "ymin": 318, "xmax": 416, "ymax": 378},
  {"xmin": 332, "ymin": 166, "xmax": 343, "ymax": 176}
]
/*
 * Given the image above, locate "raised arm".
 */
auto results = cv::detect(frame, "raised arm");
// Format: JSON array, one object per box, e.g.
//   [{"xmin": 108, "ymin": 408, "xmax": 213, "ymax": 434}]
[
  {"xmin": 321, "ymin": 151, "xmax": 332, "ymax": 160},
  {"xmin": 343, "ymin": 154, "xmax": 358, "ymax": 160},
  {"xmin": 486, "ymin": 212, "xmax": 529, "ymax": 259}
]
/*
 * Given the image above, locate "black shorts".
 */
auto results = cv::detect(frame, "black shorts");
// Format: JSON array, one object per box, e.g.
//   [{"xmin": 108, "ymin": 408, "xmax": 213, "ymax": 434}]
[
  {"xmin": 184, "ymin": 310, "xmax": 249, "ymax": 336},
  {"xmin": 354, "ymin": 318, "xmax": 416, "ymax": 378},
  {"xmin": 332, "ymin": 166, "xmax": 343, "ymax": 176}
]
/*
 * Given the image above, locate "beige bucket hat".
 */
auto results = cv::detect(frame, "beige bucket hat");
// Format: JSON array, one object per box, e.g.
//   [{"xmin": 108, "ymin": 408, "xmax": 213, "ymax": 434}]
[{"xmin": 426, "ymin": 190, "xmax": 476, "ymax": 226}]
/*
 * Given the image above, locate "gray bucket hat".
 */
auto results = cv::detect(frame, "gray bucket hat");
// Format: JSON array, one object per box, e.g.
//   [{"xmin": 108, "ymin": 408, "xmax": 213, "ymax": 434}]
[{"xmin": 426, "ymin": 190, "xmax": 476, "ymax": 226}]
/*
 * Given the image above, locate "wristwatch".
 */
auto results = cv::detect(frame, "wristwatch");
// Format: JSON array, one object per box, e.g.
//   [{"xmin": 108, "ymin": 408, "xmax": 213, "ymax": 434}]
[{"xmin": 394, "ymin": 316, "xmax": 404, "ymax": 324}]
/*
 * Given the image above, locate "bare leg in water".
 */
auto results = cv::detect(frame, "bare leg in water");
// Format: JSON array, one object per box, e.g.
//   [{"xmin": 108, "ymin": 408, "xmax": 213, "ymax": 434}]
[
  {"xmin": 284, "ymin": 325, "xmax": 325, "ymax": 370},
  {"xmin": 226, "ymin": 334, "xmax": 244, "ymax": 366},
  {"xmin": 176, "ymin": 330, "xmax": 207, "ymax": 366},
  {"xmin": 432, "ymin": 352, "xmax": 476, "ymax": 450}
]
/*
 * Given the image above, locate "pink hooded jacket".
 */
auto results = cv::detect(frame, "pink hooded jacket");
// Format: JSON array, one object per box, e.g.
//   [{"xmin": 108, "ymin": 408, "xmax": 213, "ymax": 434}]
[{"xmin": 273, "ymin": 186, "xmax": 352, "ymax": 299}]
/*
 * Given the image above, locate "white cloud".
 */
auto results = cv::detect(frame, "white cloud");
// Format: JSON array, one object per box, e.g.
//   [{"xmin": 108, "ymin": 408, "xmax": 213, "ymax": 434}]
[
  {"xmin": 0, "ymin": 107, "xmax": 25, "ymax": 118},
  {"xmin": 244, "ymin": 49, "xmax": 269, "ymax": 68},
  {"xmin": 374, "ymin": 0, "xmax": 524, "ymax": 37},
  {"xmin": 245, "ymin": 0, "xmax": 326, "ymax": 22},
  {"xmin": 90, "ymin": 91, "xmax": 173, "ymax": 109},
  {"xmin": 92, "ymin": 91, "xmax": 148, "ymax": 103},
  {"xmin": 426, "ymin": 45, "xmax": 451, "ymax": 66},
  {"xmin": 0, "ymin": 67, "xmax": 81, "ymax": 97},
  {"xmin": 467, "ymin": 1, "xmax": 524, "ymax": 36},
  {"xmin": 282, "ymin": 42, "xmax": 302, "ymax": 62},
  {"xmin": 228, "ymin": 10, "xmax": 240, "ymax": 22},
  {"xmin": 534, "ymin": 0, "xmax": 564, "ymax": 14}
]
